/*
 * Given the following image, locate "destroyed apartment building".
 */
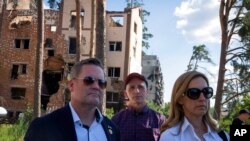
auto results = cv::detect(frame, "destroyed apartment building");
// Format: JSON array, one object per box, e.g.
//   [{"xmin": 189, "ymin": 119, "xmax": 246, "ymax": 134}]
[{"xmin": 0, "ymin": 0, "xmax": 143, "ymax": 121}]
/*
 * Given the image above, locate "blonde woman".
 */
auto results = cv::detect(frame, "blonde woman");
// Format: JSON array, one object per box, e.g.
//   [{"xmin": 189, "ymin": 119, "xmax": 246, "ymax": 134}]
[{"xmin": 159, "ymin": 71, "xmax": 229, "ymax": 141}]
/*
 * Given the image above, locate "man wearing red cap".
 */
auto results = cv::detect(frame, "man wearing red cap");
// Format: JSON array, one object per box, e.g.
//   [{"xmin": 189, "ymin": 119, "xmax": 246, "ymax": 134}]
[{"xmin": 111, "ymin": 72, "xmax": 166, "ymax": 141}]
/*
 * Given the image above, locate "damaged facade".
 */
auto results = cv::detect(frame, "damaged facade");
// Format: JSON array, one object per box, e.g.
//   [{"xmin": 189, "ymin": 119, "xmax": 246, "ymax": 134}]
[
  {"xmin": 0, "ymin": 0, "xmax": 143, "ymax": 119},
  {"xmin": 142, "ymin": 55, "xmax": 164, "ymax": 106}
]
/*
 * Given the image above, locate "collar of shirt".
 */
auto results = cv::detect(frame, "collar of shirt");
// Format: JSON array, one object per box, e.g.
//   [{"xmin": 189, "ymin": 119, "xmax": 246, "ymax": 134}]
[
  {"xmin": 168, "ymin": 116, "xmax": 220, "ymax": 140},
  {"xmin": 182, "ymin": 117, "xmax": 212, "ymax": 137},
  {"xmin": 127, "ymin": 105, "xmax": 149, "ymax": 115},
  {"xmin": 69, "ymin": 102, "xmax": 107, "ymax": 141},
  {"xmin": 69, "ymin": 102, "xmax": 103, "ymax": 125}
]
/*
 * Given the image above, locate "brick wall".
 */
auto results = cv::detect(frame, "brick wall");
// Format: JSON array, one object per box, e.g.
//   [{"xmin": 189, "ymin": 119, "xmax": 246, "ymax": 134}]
[{"xmin": 0, "ymin": 9, "xmax": 69, "ymax": 113}]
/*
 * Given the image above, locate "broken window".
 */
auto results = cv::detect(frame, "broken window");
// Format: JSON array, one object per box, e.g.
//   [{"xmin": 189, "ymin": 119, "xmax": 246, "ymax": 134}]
[
  {"xmin": 109, "ymin": 16, "xmax": 124, "ymax": 27},
  {"xmin": 48, "ymin": 50, "xmax": 54, "ymax": 56},
  {"xmin": 109, "ymin": 41, "xmax": 122, "ymax": 51},
  {"xmin": 69, "ymin": 37, "xmax": 76, "ymax": 54},
  {"xmin": 45, "ymin": 38, "xmax": 53, "ymax": 48},
  {"xmin": 11, "ymin": 65, "xmax": 19, "ymax": 79},
  {"xmin": 106, "ymin": 91, "xmax": 119, "ymax": 103},
  {"xmin": 108, "ymin": 67, "xmax": 120, "ymax": 77},
  {"xmin": 14, "ymin": 39, "xmax": 30, "ymax": 49},
  {"xmin": 70, "ymin": 15, "xmax": 76, "ymax": 28},
  {"xmin": 11, "ymin": 64, "xmax": 27, "ymax": 79},
  {"xmin": 41, "ymin": 70, "xmax": 62, "ymax": 110},
  {"xmin": 133, "ymin": 46, "xmax": 136, "ymax": 57},
  {"xmin": 23, "ymin": 39, "xmax": 29, "ymax": 49},
  {"xmin": 11, "ymin": 87, "xmax": 26, "ymax": 100},
  {"xmin": 21, "ymin": 64, "xmax": 27, "ymax": 74},
  {"xmin": 15, "ymin": 39, "xmax": 21, "ymax": 48},
  {"xmin": 70, "ymin": 10, "xmax": 85, "ymax": 29},
  {"xmin": 134, "ymin": 22, "xmax": 137, "ymax": 34}
]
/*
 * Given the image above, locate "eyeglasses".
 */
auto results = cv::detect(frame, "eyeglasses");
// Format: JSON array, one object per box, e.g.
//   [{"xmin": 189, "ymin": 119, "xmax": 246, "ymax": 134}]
[
  {"xmin": 185, "ymin": 87, "xmax": 213, "ymax": 100},
  {"xmin": 74, "ymin": 76, "xmax": 107, "ymax": 89}
]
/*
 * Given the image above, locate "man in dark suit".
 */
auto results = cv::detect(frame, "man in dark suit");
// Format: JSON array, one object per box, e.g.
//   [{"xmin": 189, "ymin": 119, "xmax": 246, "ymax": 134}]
[
  {"xmin": 232, "ymin": 109, "xmax": 250, "ymax": 125},
  {"xmin": 24, "ymin": 58, "xmax": 120, "ymax": 141}
]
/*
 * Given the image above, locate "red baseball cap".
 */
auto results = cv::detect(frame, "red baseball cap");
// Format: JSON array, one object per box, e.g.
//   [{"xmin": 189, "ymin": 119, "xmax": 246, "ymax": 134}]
[{"xmin": 125, "ymin": 73, "xmax": 148, "ymax": 88}]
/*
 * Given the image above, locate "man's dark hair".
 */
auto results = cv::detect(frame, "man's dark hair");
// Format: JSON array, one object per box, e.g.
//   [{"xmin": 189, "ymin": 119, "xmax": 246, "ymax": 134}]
[
  {"xmin": 70, "ymin": 58, "xmax": 104, "ymax": 78},
  {"xmin": 239, "ymin": 109, "xmax": 250, "ymax": 115}
]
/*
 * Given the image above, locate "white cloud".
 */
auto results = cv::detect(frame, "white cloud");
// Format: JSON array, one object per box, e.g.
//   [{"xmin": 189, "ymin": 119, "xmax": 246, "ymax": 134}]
[
  {"xmin": 174, "ymin": 0, "xmax": 221, "ymax": 44},
  {"xmin": 174, "ymin": 0, "xmax": 200, "ymax": 17},
  {"xmin": 176, "ymin": 19, "xmax": 188, "ymax": 28}
]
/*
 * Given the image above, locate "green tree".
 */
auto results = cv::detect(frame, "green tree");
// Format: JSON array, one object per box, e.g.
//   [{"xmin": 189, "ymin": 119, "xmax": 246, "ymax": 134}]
[
  {"xmin": 147, "ymin": 101, "xmax": 170, "ymax": 117},
  {"xmin": 47, "ymin": 0, "xmax": 61, "ymax": 9},
  {"xmin": 219, "ymin": 94, "xmax": 250, "ymax": 132},
  {"xmin": 214, "ymin": 0, "xmax": 250, "ymax": 120},
  {"xmin": 187, "ymin": 44, "xmax": 215, "ymax": 71}
]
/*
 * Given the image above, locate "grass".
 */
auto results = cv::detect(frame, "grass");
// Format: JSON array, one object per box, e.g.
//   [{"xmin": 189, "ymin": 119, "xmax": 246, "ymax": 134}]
[{"xmin": 0, "ymin": 118, "xmax": 28, "ymax": 141}]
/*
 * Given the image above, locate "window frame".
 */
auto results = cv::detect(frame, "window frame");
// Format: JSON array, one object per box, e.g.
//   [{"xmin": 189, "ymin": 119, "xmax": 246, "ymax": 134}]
[
  {"xmin": 11, "ymin": 87, "xmax": 26, "ymax": 100},
  {"xmin": 14, "ymin": 39, "xmax": 30, "ymax": 49},
  {"xmin": 109, "ymin": 41, "xmax": 122, "ymax": 51},
  {"xmin": 11, "ymin": 63, "xmax": 28, "ymax": 79},
  {"xmin": 108, "ymin": 67, "xmax": 120, "ymax": 77},
  {"xmin": 106, "ymin": 91, "xmax": 119, "ymax": 103},
  {"xmin": 69, "ymin": 37, "xmax": 77, "ymax": 54}
]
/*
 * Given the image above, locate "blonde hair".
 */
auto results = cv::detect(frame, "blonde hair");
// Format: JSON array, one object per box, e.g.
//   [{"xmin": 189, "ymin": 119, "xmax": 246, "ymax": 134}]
[{"xmin": 160, "ymin": 71, "xmax": 219, "ymax": 134}]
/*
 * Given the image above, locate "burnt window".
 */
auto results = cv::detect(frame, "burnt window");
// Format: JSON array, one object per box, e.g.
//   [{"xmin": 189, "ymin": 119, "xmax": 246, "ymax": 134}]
[
  {"xmin": 11, "ymin": 65, "xmax": 19, "ymax": 79},
  {"xmin": 109, "ymin": 42, "xmax": 122, "ymax": 51},
  {"xmin": 14, "ymin": 39, "xmax": 30, "ymax": 49},
  {"xmin": 11, "ymin": 87, "xmax": 26, "ymax": 100},
  {"xmin": 21, "ymin": 64, "xmax": 27, "ymax": 74},
  {"xmin": 70, "ymin": 15, "xmax": 76, "ymax": 28},
  {"xmin": 23, "ymin": 39, "xmax": 29, "ymax": 49},
  {"xmin": 134, "ymin": 22, "xmax": 137, "ymax": 34},
  {"xmin": 45, "ymin": 38, "xmax": 53, "ymax": 48},
  {"xmin": 11, "ymin": 64, "xmax": 27, "ymax": 79},
  {"xmin": 15, "ymin": 39, "xmax": 21, "ymax": 48},
  {"xmin": 70, "ymin": 11, "xmax": 85, "ymax": 29},
  {"xmin": 133, "ymin": 46, "xmax": 136, "ymax": 57},
  {"xmin": 109, "ymin": 16, "xmax": 124, "ymax": 27},
  {"xmin": 48, "ymin": 50, "xmax": 54, "ymax": 56},
  {"xmin": 69, "ymin": 37, "xmax": 76, "ymax": 54},
  {"xmin": 106, "ymin": 91, "xmax": 119, "ymax": 103},
  {"xmin": 108, "ymin": 67, "xmax": 120, "ymax": 77}
]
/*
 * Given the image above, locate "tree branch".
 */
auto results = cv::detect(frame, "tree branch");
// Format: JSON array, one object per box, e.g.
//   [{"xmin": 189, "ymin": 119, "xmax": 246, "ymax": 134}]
[{"xmin": 222, "ymin": 90, "xmax": 250, "ymax": 105}]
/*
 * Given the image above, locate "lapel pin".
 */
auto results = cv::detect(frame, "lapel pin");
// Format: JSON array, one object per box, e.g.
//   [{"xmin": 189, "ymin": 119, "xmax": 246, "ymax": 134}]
[{"xmin": 108, "ymin": 125, "xmax": 113, "ymax": 134}]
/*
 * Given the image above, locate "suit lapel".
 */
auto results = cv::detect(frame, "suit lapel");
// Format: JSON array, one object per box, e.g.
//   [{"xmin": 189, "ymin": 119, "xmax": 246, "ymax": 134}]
[
  {"xmin": 101, "ymin": 118, "xmax": 114, "ymax": 141},
  {"xmin": 57, "ymin": 105, "xmax": 77, "ymax": 141}
]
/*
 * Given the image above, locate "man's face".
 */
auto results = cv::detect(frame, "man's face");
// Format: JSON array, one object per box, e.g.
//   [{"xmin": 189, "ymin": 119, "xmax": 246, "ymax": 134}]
[
  {"xmin": 125, "ymin": 78, "xmax": 148, "ymax": 106},
  {"xmin": 243, "ymin": 113, "xmax": 250, "ymax": 121},
  {"xmin": 69, "ymin": 64, "xmax": 106, "ymax": 107}
]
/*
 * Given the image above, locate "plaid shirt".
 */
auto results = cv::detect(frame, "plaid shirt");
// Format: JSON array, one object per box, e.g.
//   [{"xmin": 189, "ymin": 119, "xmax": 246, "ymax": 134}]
[{"xmin": 111, "ymin": 105, "xmax": 166, "ymax": 141}]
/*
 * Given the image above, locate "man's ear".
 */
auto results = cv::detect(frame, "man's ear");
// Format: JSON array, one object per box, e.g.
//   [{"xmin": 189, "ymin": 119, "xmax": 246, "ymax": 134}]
[
  {"xmin": 124, "ymin": 90, "xmax": 129, "ymax": 100},
  {"xmin": 68, "ymin": 80, "xmax": 74, "ymax": 92}
]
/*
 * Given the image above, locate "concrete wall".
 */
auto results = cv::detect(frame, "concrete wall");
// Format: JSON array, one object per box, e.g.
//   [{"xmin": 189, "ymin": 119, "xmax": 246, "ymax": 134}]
[{"xmin": 61, "ymin": 0, "xmax": 95, "ymax": 60}]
